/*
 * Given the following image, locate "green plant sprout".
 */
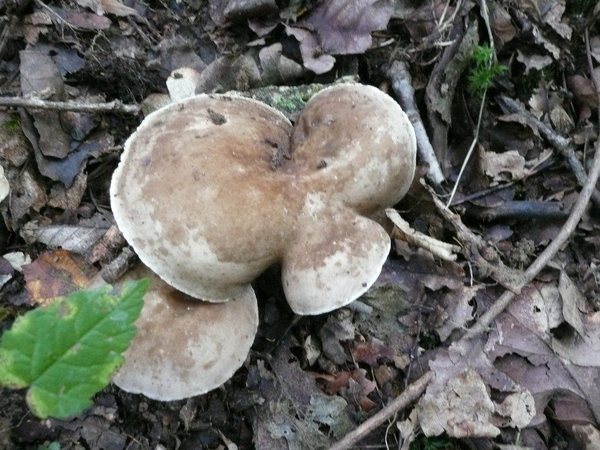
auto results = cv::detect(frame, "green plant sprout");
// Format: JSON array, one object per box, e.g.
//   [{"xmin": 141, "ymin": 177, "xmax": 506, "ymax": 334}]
[
  {"xmin": 447, "ymin": 43, "xmax": 506, "ymax": 207},
  {"xmin": 468, "ymin": 44, "xmax": 507, "ymax": 96},
  {"xmin": 0, "ymin": 279, "xmax": 148, "ymax": 419}
]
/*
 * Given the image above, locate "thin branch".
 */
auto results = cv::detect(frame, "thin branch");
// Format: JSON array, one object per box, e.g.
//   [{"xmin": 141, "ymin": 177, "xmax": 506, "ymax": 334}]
[
  {"xmin": 329, "ymin": 371, "xmax": 434, "ymax": 450},
  {"xmin": 0, "ymin": 96, "xmax": 141, "ymax": 114},
  {"xmin": 387, "ymin": 61, "xmax": 446, "ymax": 186},
  {"xmin": 466, "ymin": 200, "xmax": 568, "ymax": 221},
  {"xmin": 496, "ymin": 95, "xmax": 600, "ymax": 209}
]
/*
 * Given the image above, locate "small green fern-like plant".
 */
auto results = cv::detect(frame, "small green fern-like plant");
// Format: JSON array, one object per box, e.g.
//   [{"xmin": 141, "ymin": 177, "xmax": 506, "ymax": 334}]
[
  {"xmin": 0, "ymin": 280, "xmax": 148, "ymax": 419},
  {"xmin": 468, "ymin": 44, "xmax": 506, "ymax": 96}
]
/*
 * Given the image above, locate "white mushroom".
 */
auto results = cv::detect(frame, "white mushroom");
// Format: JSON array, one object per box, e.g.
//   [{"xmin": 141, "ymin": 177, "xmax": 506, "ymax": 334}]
[
  {"xmin": 112, "ymin": 263, "xmax": 258, "ymax": 401},
  {"xmin": 110, "ymin": 83, "xmax": 416, "ymax": 315}
]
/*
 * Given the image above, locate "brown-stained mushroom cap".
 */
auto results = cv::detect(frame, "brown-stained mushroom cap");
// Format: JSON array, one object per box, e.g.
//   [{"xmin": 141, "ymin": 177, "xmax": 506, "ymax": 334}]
[
  {"xmin": 112, "ymin": 264, "xmax": 258, "ymax": 401},
  {"xmin": 111, "ymin": 83, "xmax": 416, "ymax": 315}
]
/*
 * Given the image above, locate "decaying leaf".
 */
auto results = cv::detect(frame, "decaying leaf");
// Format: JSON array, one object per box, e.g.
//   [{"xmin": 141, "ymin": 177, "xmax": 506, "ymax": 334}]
[
  {"xmin": 486, "ymin": 281, "xmax": 600, "ymax": 427},
  {"xmin": 285, "ymin": 26, "xmax": 337, "ymax": 75},
  {"xmin": 516, "ymin": 50, "xmax": 554, "ymax": 73},
  {"xmin": 210, "ymin": 0, "xmax": 278, "ymax": 26},
  {"xmin": 76, "ymin": 0, "xmax": 141, "ymax": 17},
  {"xmin": 19, "ymin": 49, "xmax": 72, "ymax": 159},
  {"xmin": 258, "ymin": 43, "xmax": 305, "ymax": 85},
  {"xmin": 47, "ymin": 171, "xmax": 87, "ymax": 211},
  {"xmin": 417, "ymin": 338, "xmax": 535, "ymax": 438},
  {"xmin": 319, "ymin": 312, "xmax": 354, "ymax": 365},
  {"xmin": 315, "ymin": 368, "xmax": 377, "ymax": 410},
  {"xmin": 558, "ymin": 271, "xmax": 589, "ymax": 342},
  {"xmin": 479, "ymin": 148, "xmax": 553, "ymax": 181},
  {"xmin": 195, "ymin": 54, "xmax": 261, "ymax": 93},
  {"xmin": 286, "ymin": 0, "xmax": 393, "ymax": 74},
  {"xmin": 22, "ymin": 250, "xmax": 97, "ymax": 305},
  {"xmin": 20, "ymin": 213, "xmax": 111, "ymax": 258},
  {"xmin": 543, "ymin": 0, "xmax": 572, "ymax": 40},
  {"xmin": 349, "ymin": 336, "xmax": 395, "ymax": 367},
  {"xmin": 418, "ymin": 368, "xmax": 501, "ymax": 437},
  {"xmin": 250, "ymin": 344, "xmax": 355, "ymax": 449},
  {"xmin": 436, "ymin": 285, "xmax": 479, "ymax": 342},
  {"xmin": 301, "ymin": 0, "xmax": 393, "ymax": 55},
  {"xmin": 490, "ymin": 0, "xmax": 516, "ymax": 47},
  {"xmin": 9, "ymin": 164, "xmax": 48, "ymax": 223},
  {"xmin": 65, "ymin": 11, "xmax": 112, "ymax": 30}
]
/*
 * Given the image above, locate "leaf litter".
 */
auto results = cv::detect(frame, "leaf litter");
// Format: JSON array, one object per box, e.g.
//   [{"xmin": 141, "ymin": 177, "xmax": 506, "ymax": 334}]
[{"xmin": 1, "ymin": 0, "xmax": 600, "ymax": 448}]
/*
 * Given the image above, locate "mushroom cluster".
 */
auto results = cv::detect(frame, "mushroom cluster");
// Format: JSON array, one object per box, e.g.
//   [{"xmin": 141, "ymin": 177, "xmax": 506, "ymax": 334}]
[{"xmin": 110, "ymin": 83, "xmax": 416, "ymax": 400}]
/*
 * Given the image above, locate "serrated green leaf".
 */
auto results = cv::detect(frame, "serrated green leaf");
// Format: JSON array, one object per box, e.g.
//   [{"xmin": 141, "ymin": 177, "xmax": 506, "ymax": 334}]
[{"xmin": 0, "ymin": 279, "xmax": 148, "ymax": 419}]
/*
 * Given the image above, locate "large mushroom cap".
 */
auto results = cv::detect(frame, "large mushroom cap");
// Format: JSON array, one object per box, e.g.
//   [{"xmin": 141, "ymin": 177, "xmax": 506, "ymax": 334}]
[
  {"xmin": 110, "ymin": 94, "xmax": 293, "ymax": 302},
  {"xmin": 113, "ymin": 264, "xmax": 258, "ymax": 401},
  {"xmin": 111, "ymin": 83, "xmax": 416, "ymax": 315}
]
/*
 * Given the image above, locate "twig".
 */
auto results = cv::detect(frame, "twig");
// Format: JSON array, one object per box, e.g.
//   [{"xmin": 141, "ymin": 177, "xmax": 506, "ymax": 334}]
[
  {"xmin": 329, "ymin": 371, "xmax": 434, "ymax": 450},
  {"xmin": 0, "ymin": 96, "xmax": 141, "ymax": 114},
  {"xmin": 423, "ymin": 180, "xmax": 526, "ymax": 293},
  {"xmin": 496, "ymin": 95, "xmax": 600, "ymax": 209},
  {"xmin": 449, "ymin": 154, "xmax": 557, "ymax": 206},
  {"xmin": 466, "ymin": 200, "xmax": 568, "ymax": 221},
  {"xmin": 387, "ymin": 61, "xmax": 445, "ymax": 186},
  {"xmin": 450, "ymin": 181, "xmax": 514, "ymax": 206}
]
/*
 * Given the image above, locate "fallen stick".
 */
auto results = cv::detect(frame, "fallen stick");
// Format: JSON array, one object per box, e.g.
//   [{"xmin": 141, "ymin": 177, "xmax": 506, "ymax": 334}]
[
  {"xmin": 329, "ymin": 371, "xmax": 434, "ymax": 450},
  {"xmin": 387, "ymin": 61, "xmax": 445, "ymax": 187},
  {"xmin": 496, "ymin": 95, "xmax": 600, "ymax": 209},
  {"xmin": 0, "ymin": 96, "xmax": 141, "ymax": 114}
]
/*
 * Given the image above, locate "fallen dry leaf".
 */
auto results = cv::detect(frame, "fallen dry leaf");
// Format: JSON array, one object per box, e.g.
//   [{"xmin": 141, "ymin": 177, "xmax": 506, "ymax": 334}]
[
  {"xmin": 20, "ymin": 49, "xmax": 72, "ymax": 159},
  {"xmin": 22, "ymin": 249, "xmax": 97, "ymax": 305},
  {"xmin": 417, "ymin": 338, "xmax": 535, "ymax": 438},
  {"xmin": 300, "ymin": 0, "xmax": 394, "ymax": 55},
  {"xmin": 349, "ymin": 336, "xmax": 395, "ymax": 367},
  {"xmin": 479, "ymin": 148, "xmax": 553, "ymax": 181},
  {"xmin": 20, "ymin": 213, "xmax": 111, "ymax": 259}
]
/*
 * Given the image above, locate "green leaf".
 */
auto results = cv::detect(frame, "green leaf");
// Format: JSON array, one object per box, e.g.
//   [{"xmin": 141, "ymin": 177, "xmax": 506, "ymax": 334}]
[{"xmin": 0, "ymin": 280, "xmax": 148, "ymax": 419}]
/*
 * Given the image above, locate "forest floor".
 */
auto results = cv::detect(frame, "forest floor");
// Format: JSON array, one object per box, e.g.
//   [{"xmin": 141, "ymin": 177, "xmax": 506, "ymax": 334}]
[{"xmin": 1, "ymin": 0, "xmax": 600, "ymax": 449}]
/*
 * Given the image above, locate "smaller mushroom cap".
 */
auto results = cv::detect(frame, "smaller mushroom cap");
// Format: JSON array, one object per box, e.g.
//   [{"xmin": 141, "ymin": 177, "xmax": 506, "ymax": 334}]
[
  {"xmin": 166, "ymin": 67, "xmax": 202, "ymax": 102},
  {"xmin": 112, "ymin": 264, "xmax": 258, "ymax": 401}
]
